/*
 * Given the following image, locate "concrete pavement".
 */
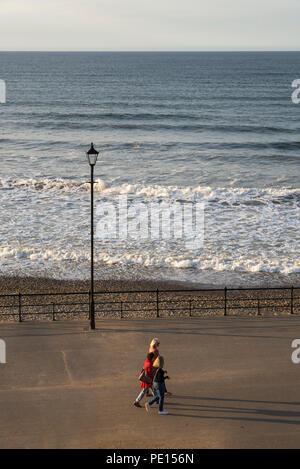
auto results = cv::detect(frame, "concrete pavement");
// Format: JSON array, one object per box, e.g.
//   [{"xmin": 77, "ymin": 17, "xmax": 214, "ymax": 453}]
[{"xmin": 1, "ymin": 316, "xmax": 300, "ymax": 448}]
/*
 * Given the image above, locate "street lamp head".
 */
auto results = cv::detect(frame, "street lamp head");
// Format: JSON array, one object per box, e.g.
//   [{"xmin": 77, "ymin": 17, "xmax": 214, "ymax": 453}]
[{"xmin": 86, "ymin": 142, "xmax": 99, "ymax": 166}]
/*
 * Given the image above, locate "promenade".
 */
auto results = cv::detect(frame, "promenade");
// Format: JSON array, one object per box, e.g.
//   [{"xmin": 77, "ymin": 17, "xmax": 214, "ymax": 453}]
[{"xmin": 1, "ymin": 317, "xmax": 300, "ymax": 448}]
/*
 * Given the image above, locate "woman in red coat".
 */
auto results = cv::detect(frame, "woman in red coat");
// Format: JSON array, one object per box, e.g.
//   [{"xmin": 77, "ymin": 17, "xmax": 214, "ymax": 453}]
[
  {"xmin": 147, "ymin": 338, "xmax": 172, "ymax": 397},
  {"xmin": 149, "ymin": 338, "xmax": 160, "ymax": 358},
  {"xmin": 146, "ymin": 338, "xmax": 160, "ymax": 396},
  {"xmin": 133, "ymin": 352, "xmax": 154, "ymax": 408}
]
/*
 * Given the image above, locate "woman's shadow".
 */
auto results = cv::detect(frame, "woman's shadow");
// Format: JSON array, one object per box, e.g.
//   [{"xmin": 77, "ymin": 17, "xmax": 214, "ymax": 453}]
[{"xmin": 165, "ymin": 395, "xmax": 300, "ymax": 425}]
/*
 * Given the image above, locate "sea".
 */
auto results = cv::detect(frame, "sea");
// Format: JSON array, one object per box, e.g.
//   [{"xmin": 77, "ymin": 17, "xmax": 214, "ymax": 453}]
[{"xmin": 0, "ymin": 51, "xmax": 299, "ymax": 287}]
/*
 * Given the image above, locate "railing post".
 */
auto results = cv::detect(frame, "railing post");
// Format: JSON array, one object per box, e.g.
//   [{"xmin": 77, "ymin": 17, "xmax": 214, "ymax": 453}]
[
  {"xmin": 18, "ymin": 292, "xmax": 22, "ymax": 323},
  {"xmin": 120, "ymin": 301, "xmax": 123, "ymax": 319},
  {"xmin": 156, "ymin": 288, "xmax": 159, "ymax": 318},
  {"xmin": 224, "ymin": 287, "xmax": 227, "ymax": 316},
  {"xmin": 52, "ymin": 303, "xmax": 55, "ymax": 321},
  {"xmin": 88, "ymin": 290, "xmax": 91, "ymax": 320},
  {"xmin": 291, "ymin": 286, "xmax": 294, "ymax": 315},
  {"xmin": 257, "ymin": 298, "xmax": 261, "ymax": 316},
  {"xmin": 189, "ymin": 299, "xmax": 192, "ymax": 317}
]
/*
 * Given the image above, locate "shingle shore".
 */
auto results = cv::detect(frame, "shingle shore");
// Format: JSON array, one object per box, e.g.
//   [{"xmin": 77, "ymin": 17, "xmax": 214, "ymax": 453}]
[{"xmin": 0, "ymin": 276, "xmax": 298, "ymax": 321}]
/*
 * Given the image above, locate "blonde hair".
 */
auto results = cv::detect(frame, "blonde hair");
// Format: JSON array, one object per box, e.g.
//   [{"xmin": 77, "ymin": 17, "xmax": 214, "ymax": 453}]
[
  {"xmin": 153, "ymin": 356, "xmax": 164, "ymax": 368},
  {"xmin": 150, "ymin": 338, "xmax": 159, "ymax": 348}
]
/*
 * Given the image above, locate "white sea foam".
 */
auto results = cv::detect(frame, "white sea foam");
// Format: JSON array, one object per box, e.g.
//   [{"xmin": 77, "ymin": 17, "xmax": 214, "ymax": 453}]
[
  {"xmin": 1, "ymin": 175, "xmax": 299, "ymax": 200},
  {"xmin": 0, "ymin": 177, "xmax": 299, "ymax": 280}
]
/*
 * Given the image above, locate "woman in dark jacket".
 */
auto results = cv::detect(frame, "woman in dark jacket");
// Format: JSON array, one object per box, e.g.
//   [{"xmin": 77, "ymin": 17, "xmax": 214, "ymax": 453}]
[
  {"xmin": 145, "ymin": 356, "xmax": 169, "ymax": 415},
  {"xmin": 147, "ymin": 339, "xmax": 172, "ymax": 397}
]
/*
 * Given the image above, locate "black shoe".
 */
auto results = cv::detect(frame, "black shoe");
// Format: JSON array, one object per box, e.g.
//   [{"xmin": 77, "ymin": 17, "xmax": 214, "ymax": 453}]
[{"xmin": 133, "ymin": 401, "xmax": 142, "ymax": 408}]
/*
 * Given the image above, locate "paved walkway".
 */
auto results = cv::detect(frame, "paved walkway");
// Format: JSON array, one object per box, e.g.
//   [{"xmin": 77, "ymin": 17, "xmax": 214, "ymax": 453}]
[{"xmin": 1, "ymin": 316, "xmax": 300, "ymax": 448}]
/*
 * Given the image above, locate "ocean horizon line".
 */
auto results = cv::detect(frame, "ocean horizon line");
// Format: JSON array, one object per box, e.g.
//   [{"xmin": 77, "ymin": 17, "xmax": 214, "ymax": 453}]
[{"xmin": 0, "ymin": 49, "xmax": 300, "ymax": 53}]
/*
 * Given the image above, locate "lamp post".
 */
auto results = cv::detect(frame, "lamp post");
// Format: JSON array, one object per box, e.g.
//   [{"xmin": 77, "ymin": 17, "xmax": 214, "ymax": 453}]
[{"xmin": 86, "ymin": 142, "xmax": 99, "ymax": 330}]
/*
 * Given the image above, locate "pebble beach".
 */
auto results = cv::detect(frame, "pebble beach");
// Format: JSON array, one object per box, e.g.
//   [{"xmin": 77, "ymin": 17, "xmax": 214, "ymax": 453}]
[{"xmin": 0, "ymin": 275, "xmax": 299, "ymax": 322}]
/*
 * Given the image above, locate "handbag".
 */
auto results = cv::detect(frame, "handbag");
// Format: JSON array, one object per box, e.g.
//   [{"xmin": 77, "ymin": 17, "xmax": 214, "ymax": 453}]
[{"xmin": 139, "ymin": 368, "xmax": 152, "ymax": 384}]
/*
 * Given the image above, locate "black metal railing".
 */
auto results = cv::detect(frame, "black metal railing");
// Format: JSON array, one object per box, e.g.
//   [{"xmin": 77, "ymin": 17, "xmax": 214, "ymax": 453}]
[{"xmin": 0, "ymin": 286, "xmax": 299, "ymax": 323}]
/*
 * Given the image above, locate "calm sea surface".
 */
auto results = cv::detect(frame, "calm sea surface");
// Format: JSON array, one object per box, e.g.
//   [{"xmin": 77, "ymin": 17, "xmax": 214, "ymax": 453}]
[{"xmin": 0, "ymin": 52, "xmax": 299, "ymax": 286}]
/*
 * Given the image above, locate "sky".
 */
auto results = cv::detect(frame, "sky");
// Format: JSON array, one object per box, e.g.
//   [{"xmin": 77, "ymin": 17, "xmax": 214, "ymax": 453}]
[{"xmin": 0, "ymin": 0, "xmax": 300, "ymax": 51}]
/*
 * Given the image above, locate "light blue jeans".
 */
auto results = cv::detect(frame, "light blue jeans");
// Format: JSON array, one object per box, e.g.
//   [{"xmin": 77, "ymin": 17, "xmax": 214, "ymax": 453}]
[
  {"xmin": 136, "ymin": 388, "xmax": 149, "ymax": 402},
  {"xmin": 148, "ymin": 382, "xmax": 165, "ymax": 412}
]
